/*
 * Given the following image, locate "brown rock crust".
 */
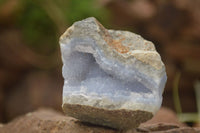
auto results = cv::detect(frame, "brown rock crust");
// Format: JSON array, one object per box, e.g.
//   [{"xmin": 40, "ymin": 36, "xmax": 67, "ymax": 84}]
[{"xmin": 62, "ymin": 103, "xmax": 153, "ymax": 130}]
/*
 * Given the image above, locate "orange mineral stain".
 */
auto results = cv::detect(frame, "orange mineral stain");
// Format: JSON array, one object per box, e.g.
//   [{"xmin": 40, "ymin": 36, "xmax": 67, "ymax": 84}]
[{"xmin": 104, "ymin": 37, "xmax": 129, "ymax": 54}]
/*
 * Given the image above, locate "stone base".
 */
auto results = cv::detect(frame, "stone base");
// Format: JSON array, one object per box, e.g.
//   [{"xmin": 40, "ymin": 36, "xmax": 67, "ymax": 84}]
[{"xmin": 62, "ymin": 103, "xmax": 153, "ymax": 130}]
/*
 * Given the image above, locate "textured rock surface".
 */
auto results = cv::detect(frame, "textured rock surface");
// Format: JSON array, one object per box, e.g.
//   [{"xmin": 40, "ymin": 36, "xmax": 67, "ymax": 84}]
[
  {"xmin": 1, "ymin": 108, "xmax": 200, "ymax": 133},
  {"xmin": 60, "ymin": 17, "xmax": 167, "ymax": 129}
]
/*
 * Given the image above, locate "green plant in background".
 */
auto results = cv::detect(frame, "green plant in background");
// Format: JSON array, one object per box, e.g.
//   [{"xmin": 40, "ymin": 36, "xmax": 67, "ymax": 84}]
[
  {"xmin": 17, "ymin": 0, "xmax": 58, "ymax": 54},
  {"xmin": 0, "ymin": 0, "xmax": 6, "ymax": 5},
  {"xmin": 195, "ymin": 81, "xmax": 200, "ymax": 122},
  {"xmin": 173, "ymin": 71, "xmax": 182, "ymax": 114},
  {"xmin": 14, "ymin": 0, "xmax": 110, "ymax": 68},
  {"xmin": 66, "ymin": 0, "xmax": 109, "ymax": 25},
  {"xmin": 173, "ymin": 71, "xmax": 200, "ymax": 124},
  {"xmin": 17, "ymin": 0, "xmax": 109, "ymax": 53}
]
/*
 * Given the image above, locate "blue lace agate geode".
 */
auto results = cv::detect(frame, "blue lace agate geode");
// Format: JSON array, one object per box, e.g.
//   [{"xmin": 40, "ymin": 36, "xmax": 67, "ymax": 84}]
[{"xmin": 60, "ymin": 17, "xmax": 167, "ymax": 129}]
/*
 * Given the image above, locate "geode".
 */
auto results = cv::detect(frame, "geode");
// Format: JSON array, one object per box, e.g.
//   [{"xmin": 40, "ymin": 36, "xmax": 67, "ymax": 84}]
[{"xmin": 60, "ymin": 17, "xmax": 167, "ymax": 130}]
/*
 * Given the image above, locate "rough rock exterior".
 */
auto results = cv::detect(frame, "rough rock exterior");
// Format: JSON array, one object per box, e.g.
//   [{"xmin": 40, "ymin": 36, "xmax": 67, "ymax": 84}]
[
  {"xmin": 1, "ymin": 109, "xmax": 200, "ymax": 133},
  {"xmin": 63, "ymin": 104, "xmax": 152, "ymax": 129},
  {"xmin": 60, "ymin": 17, "xmax": 167, "ymax": 129}
]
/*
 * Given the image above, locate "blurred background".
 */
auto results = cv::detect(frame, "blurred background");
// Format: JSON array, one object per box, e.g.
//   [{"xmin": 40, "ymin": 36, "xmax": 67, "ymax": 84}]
[{"xmin": 0, "ymin": 0, "xmax": 200, "ymax": 127}]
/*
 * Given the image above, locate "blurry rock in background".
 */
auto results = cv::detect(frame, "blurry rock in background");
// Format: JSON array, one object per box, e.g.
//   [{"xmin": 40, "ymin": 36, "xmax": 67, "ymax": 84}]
[
  {"xmin": 4, "ymin": 72, "xmax": 63, "ymax": 122},
  {"xmin": 0, "ymin": 0, "xmax": 200, "ymax": 127},
  {"xmin": 144, "ymin": 107, "xmax": 185, "ymax": 127}
]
